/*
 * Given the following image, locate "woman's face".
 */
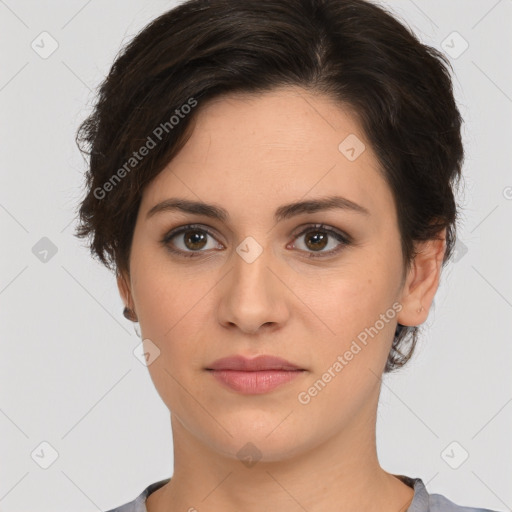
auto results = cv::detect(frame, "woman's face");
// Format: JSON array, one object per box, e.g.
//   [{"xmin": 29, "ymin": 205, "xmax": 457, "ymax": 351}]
[{"xmin": 119, "ymin": 86, "xmax": 429, "ymax": 462}]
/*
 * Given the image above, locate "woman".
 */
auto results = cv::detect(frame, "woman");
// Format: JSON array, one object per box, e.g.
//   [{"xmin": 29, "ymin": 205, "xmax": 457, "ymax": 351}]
[{"xmin": 74, "ymin": 0, "xmax": 498, "ymax": 511}]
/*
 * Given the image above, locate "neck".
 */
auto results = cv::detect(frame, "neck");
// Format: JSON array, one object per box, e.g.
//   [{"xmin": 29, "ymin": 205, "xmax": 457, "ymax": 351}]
[{"xmin": 146, "ymin": 402, "xmax": 414, "ymax": 512}]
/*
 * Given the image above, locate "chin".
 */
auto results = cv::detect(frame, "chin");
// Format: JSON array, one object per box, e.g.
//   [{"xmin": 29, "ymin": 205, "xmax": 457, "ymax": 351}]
[
  {"xmin": 199, "ymin": 416, "xmax": 314, "ymax": 465},
  {"xmin": 215, "ymin": 435, "xmax": 307, "ymax": 465}
]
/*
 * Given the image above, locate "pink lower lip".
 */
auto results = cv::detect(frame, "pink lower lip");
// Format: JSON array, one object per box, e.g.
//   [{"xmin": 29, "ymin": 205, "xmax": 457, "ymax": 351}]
[{"xmin": 208, "ymin": 369, "xmax": 304, "ymax": 394}]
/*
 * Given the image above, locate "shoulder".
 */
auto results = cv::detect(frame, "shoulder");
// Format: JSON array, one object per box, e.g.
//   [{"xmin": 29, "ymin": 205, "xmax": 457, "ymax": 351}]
[
  {"xmin": 400, "ymin": 475, "xmax": 499, "ymax": 512},
  {"xmin": 103, "ymin": 491, "xmax": 145, "ymax": 512},
  {"xmin": 104, "ymin": 478, "xmax": 171, "ymax": 512},
  {"xmin": 429, "ymin": 492, "xmax": 500, "ymax": 512}
]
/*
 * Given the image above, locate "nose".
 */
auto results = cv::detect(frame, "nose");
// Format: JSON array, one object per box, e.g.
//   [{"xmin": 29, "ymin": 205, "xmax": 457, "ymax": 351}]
[{"xmin": 216, "ymin": 246, "xmax": 290, "ymax": 335}]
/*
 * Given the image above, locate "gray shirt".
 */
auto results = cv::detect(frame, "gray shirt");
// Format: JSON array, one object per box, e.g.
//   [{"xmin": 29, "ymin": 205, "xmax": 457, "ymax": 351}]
[{"xmin": 105, "ymin": 475, "xmax": 499, "ymax": 512}]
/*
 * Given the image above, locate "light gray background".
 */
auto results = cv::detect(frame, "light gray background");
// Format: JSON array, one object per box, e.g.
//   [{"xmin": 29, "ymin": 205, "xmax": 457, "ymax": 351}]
[{"xmin": 0, "ymin": 1, "xmax": 511, "ymax": 511}]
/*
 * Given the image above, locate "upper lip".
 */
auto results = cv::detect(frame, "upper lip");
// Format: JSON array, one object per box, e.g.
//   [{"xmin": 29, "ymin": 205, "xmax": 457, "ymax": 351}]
[{"xmin": 206, "ymin": 355, "xmax": 303, "ymax": 371}]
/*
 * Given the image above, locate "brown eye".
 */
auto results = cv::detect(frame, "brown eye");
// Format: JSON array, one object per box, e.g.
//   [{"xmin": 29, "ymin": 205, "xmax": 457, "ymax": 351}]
[
  {"xmin": 291, "ymin": 224, "xmax": 351, "ymax": 258},
  {"xmin": 161, "ymin": 224, "xmax": 223, "ymax": 258},
  {"xmin": 304, "ymin": 231, "xmax": 329, "ymax": 251},
  {"xmin": 161, "ymin": 223, "xmax": 351, "ymax": 260},
  {"xmin": 181, "ymin": 229, "xmax": 208, "ymax": 250}
]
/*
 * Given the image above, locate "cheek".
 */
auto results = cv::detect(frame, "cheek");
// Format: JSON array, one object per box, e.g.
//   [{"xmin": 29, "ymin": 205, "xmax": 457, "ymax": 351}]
[
  {"xmin": 304, "ymin": 260, "xmax": 398, "ymax": 330},
  {"xmin": 301, "ymin": 257, "xmax": 401, "ymax": 374},
  {"xmin": 132, "ymin": 265, "xmax": 208, "ymax": 413},
  {"xmin": 130, "ymin": 244, "xmax": 203, "ymax": 337},
  {"xmin": 130, "ymin": 250, "xmax": 213, "ymax": 372},
  {"xmin": 295, "ymin": 275, "xmax": 399, "ymax": 421}
]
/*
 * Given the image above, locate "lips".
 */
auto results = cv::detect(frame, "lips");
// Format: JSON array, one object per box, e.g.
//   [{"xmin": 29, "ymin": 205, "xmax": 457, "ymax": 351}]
[
  {"xmin": 206, "ymin": 355, "xmax": 302, "ymax": 371},
  {"xmin": 205, "ymin": 355, "xmax": 305, "ymax": 394}
]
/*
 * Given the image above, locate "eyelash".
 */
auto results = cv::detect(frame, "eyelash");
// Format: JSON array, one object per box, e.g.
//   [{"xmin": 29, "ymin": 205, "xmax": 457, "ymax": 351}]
[{"xmin": 160, "ymin": 223, "xmax": 352, "ymax": 259}]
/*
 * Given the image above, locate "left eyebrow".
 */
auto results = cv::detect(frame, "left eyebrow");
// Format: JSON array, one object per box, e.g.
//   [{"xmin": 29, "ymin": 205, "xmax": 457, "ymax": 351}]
[{"xmin": 146, "ymin": 195, "xmax": 371, "ymax": 222}]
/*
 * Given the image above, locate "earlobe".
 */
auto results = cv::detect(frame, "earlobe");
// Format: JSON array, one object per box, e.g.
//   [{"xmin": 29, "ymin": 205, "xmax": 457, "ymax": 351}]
[
  {"xmin": 116, "ymin": 271, "xmax": 133, "ymax": 309},
  {"xmin": 396, "ymin": 232, "xmax": 446, "ymax": 327},
  {"xmin": 117, "ymin": 271, "xmax": 139, "ymax": 322}
]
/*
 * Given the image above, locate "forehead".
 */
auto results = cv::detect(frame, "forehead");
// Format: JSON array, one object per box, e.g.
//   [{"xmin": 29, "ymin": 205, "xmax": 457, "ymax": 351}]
[{"xmin": 141, "ymin": 86, "xmax": 395, "ymax": 224}]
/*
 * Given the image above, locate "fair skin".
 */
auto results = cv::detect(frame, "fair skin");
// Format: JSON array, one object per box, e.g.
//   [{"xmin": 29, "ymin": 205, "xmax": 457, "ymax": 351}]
[{"xmin": 117, "ymin": 86, "xmax": 446, "ymax": 512}]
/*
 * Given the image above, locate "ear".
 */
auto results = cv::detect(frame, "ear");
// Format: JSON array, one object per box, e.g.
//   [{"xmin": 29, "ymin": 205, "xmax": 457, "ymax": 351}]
[
  {"xmin": 396, "ymin": 230, "xmax": 446, "ymax": 326},
  {"xmin": 116, "ymin": 270, "xmax": 133, "ymax": 310}
]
